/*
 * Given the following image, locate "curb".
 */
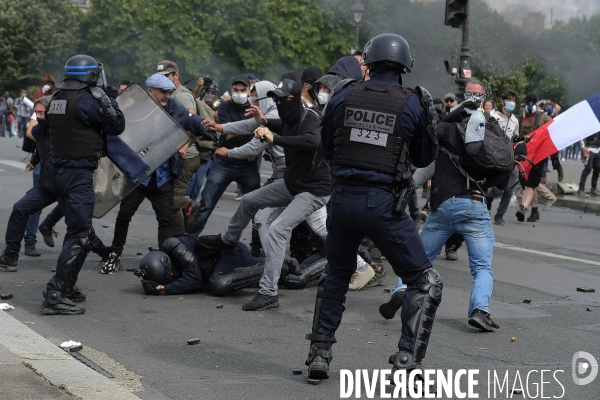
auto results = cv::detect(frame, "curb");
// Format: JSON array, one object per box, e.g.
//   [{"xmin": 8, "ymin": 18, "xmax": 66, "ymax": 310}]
[
  {"xmin": 0, "ymin": 310, "xmax": 139, "ymax": 400},
  {"xmin": 555, "ymin": 196, "xmax": 600, "ymax": 213}
]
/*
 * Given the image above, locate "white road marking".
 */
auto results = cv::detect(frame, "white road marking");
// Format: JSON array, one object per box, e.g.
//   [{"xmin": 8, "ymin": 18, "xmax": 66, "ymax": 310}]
[
  {"xmin": 0, "ymin": 160, "xmax": 27, "ymax": 170},
  {"xmin": 494, "ymin": 242, "xmax": 600, "ymax": 266}
]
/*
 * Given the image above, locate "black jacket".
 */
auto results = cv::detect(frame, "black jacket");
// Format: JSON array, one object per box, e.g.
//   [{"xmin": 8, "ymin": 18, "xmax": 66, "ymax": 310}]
[
  {"xmin": 267, "ymin": 110, "xmax": 331, "ymax": 197},
  {"xmin": 216, "ymin": 100, "xmax": 255, "ymax": 165},
  {"xmin": 430, "ymin": 106, "xmax": 507, "ymax": 211},
  {"xmin": 585, "ymin": 131, "xmax": 600, "ymax": 148}
]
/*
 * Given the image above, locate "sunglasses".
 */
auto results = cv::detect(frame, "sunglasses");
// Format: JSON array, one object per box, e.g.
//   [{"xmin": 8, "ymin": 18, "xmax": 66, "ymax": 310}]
[{"xmin": 445, "ymin": 98, "xmax": 456, "ymax": 103}]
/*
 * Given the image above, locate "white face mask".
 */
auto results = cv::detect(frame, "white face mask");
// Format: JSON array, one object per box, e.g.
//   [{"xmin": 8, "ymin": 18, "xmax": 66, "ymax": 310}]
[
  {"xmin": 231, "ymin": 92, "xmax": 248, "ymax": 105},
  {"xmin": 317, "ymin": 91, "xmax": 330, "ymax": 105}
]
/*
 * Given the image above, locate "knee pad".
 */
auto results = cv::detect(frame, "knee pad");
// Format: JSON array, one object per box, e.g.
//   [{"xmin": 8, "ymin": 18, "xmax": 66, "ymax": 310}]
[
  {"xmin": 208, "ymin": 263, "xmax": 264, "ymax": 296},
  {"xmin": 162, "ymin": 237, "xmax": 196, "ymax": 270},
  {"xmin": 401, "ymin": 268, "xmax": 443, "ymax": 363}
]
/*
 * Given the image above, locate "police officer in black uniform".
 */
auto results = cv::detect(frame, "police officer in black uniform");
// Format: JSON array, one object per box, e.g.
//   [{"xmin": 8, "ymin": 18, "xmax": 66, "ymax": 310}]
[
  {"xmin": 40, "ymin": 55, "xmax": 125, "ymax": 315},
  {"xmin": 304, "ymin": 34, "xmax": 443, "ymax": 380}
]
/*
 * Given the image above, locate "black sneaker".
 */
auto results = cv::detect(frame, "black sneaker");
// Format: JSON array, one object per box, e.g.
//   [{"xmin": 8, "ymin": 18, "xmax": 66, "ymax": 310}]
[
  {"xmin": 24, "ymin": 244, "xmax": 41, "ymax": 257},
  {"xmin": 100, "ymin": 252, "xmax": 121, "ymax": 275},
  {"xmin": 197, "ymin": 234, "xmax": 236, "ymax": 250},
  {"xmin": 526, "ymin": 209, "xmax": 540, "ymax": 222},
  {"xmin": 516, "ymin": 205, "xmax": 526, "ymax": 222},
  {"xmin": 306, "ymin": 342, "xmax": 333, "ymax": 379},
  {"xmin": 40, "ymin": 291, "xmax": 85, "ymax": 315},
  {"xmin": 365, "ymin": 263, "xmax": 389, "ymax": 287},
  {"xmin": 379, "ymin": 288, "xmax": 405, "ymax": 320},
  {"xmin": 0, "ymin": 251, "xmax": 18, "ymax": 272},
  {"xmin": 183, "ymin": 200, "xmax": 201, "ymax": 233},
  {"xmin": 468, "ymin": 309, "xmax": 499, "ymax": 332},
  {"xmin": 38, "ymin": 224, "xmax": 58, "ymax": 247},
  {"xmin": 242, "ymin": 293, "xmax": 279, "ymax": 311},
  {"xmin": 493, "ymin": 214, "xmax": 506, "ymax": 226}
]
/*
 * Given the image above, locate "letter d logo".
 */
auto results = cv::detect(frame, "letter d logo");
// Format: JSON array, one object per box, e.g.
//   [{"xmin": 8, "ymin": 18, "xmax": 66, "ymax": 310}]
[{"xmin": 572, "ymin": 351, "xmax": 598, "ymax": 385}]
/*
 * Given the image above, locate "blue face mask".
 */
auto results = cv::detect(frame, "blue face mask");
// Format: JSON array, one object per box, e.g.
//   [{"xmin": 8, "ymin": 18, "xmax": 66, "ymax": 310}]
[
  {"xmin": 526, "ymin": 102, "xmax": 537, "ymax": 114},
  {"xmin": 504, "ymin": 101, "xmax": 516, "ymax": 112}
]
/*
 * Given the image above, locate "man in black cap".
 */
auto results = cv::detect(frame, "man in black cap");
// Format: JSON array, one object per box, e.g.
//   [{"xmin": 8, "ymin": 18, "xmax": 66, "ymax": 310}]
[
  {"xmin": 300, "ymin": 66, "xmax": 323, "ymax": 108},
  {"xmin": 186, "ymin": 75, "xmax": 262, "ymax": 256},
  {"xmin": 197, "ymin": 75, "xmax": 331, "ymax": 312}
]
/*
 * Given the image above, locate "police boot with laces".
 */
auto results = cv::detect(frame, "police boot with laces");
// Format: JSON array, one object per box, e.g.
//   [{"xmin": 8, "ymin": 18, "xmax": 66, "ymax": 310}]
[
  {"xmin": 65, "ymin": 286, "xmax": 86, "ymax": 303},
  {"xmin": 40, "ymin": 290, "xmax": 85, "ymax": 315},
  {"xmin": 306, "ymin": 342, "xmax": 333, "ymax": 379},
  {"xmin": 0, "ymin": 251, "xmax": 18, "ymax": 272}
]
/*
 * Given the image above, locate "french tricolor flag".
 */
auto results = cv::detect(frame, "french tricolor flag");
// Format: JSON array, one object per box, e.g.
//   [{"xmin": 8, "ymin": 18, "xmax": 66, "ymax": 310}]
[{"xmin": 524, "ymin": 91, "xmax": 600, "ymax": 177}]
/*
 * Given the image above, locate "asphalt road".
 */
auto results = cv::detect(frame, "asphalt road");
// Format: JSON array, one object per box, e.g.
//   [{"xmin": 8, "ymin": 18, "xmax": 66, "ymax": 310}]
[{"xmin": 0, "ymin": 137, "xmax": 599, "ymax": 400}]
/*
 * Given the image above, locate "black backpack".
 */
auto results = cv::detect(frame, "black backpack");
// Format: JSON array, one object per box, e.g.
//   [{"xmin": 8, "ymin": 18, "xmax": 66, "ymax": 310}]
[{"xmin": 441, "ymin": 116, "xmax": 515, "ymax": 191}]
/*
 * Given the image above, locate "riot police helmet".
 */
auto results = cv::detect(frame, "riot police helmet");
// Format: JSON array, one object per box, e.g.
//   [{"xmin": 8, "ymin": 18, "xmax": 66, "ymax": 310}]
[
  {"xmin": 134, "ymin": 250, "xmax": 173, "ymax": 284},
  {"xmin": 63, "ymin": 55, "xmax": 102, "ymax": 85},
  {"xmin": 361, "ymin": 33, "xmax": 414, "ymax": 74}
]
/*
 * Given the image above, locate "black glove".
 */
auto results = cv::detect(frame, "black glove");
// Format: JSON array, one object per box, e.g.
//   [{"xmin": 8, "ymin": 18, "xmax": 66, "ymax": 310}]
[
  {"xmin": 262, "ymin": 152, "xmax": 272, "ymax": 163},
  {"xmin": 105, "ymin": 86, "xmax": 119, "ymax": 99},
  {"xmin": 141, "ymin": 280, "xmax": 161, "ymax": 296}
]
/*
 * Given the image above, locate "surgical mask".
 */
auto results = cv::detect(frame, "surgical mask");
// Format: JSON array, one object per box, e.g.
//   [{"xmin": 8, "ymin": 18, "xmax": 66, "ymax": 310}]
[
  {"xmin": 248, "ymin": 96, "xmax": 258, "ymax": 104},
  {"xmin": 525, "ymin": 103, "xmax": 537, "ymax": 114},
  {"xmin": 231, "ymin": 92, "xmax": 248, "ymax": 105},
  {"xmin": 504, "ymin": 101, "xmax": 516, "ymax": 112},
  {"xmin": 317, "ymin": 91, "xmax": 329, "ymax": 105}
]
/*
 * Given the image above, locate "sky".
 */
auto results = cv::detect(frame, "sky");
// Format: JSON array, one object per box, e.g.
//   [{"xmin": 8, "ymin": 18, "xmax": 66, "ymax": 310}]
[{"xmin": 481, "ymin": 0, "xmax": 599, "ymax": 28}]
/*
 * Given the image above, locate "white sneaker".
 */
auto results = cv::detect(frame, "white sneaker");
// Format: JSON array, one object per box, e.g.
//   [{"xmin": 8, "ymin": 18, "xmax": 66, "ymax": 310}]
[{"xmin": 349, "ymin": 264, "xmax": 376, "ymax": 291}]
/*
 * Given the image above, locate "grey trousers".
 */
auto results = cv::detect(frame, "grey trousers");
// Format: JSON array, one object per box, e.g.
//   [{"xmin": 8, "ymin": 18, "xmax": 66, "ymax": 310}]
[{"xmin": 222, "ymin": 178, "xmax": 329, "ymax": 296}]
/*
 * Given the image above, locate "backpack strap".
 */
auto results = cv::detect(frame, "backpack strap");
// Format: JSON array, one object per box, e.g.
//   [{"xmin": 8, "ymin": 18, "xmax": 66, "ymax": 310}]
[{"xmin": 440, "ymin": 146, "xmax": 486, "ymax": 193}]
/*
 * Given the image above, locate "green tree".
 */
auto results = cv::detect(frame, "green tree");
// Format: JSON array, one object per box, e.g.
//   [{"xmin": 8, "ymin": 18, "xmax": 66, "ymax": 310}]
[
  {"xmin": 0, "ymin": 0, "xmax": 82, "ymax": 93},
  {"xmin": 83, "ymin": 0, "xmax": 355, "ymax": 87}
]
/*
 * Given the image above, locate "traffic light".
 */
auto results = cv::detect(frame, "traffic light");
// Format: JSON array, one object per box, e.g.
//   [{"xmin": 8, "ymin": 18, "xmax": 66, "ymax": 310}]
[{"xmin": 444, "ymin": 0, "xmax": 468, "ymax": 28}]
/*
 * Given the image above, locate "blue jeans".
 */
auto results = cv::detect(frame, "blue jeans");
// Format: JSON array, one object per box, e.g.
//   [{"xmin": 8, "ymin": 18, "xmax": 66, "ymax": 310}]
[
  {"xmin": 187, "ymin": 158, "xmax": 212, "ymax": 201},
  {"xmin": 420, "ymin": 197, "xmax": 495, "ymax": 317},
  {"xmin": 187, "ymin": 159, "xmax": 260, "ymax": 236}
]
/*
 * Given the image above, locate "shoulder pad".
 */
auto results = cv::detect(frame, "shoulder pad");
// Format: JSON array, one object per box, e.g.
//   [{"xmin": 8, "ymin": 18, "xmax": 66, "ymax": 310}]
[
  {"xmin": 90, "ymin": 87, "xmax": 107, "ymax": 100},
  {"xmin": 330, "ymin": 78, "xmax": 356, "ymax": 100},
  {"xmin": 413, "ymin": 86, "xmax": 439, "ymax": 133}
]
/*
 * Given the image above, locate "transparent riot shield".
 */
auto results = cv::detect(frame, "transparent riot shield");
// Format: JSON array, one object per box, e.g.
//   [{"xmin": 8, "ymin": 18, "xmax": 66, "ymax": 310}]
[{"xmin": 93, "ymin": 83, "xmax": 190, "ymax": 218}]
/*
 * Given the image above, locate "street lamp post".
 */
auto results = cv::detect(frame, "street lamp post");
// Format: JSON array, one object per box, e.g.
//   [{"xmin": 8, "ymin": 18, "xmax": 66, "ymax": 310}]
[{"xmin": 351, "ymin": 0, "xmax": 365, "ymax": 49}]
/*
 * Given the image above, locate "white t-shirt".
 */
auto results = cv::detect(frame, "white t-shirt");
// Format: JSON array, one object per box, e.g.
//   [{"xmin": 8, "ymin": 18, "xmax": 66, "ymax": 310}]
[{"xmin": 491, "ymin": 110, "xmax": 519, "ymax": 139}]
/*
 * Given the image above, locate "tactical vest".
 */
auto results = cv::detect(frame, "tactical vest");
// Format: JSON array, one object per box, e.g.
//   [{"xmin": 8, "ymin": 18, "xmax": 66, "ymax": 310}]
[
  {"xmin": 332, "ymin": 81, "xmax": 411, "ymax": 176},
  {"xmin": 47, "ymin": 89, "xmax": 104, "ymax": 160}
]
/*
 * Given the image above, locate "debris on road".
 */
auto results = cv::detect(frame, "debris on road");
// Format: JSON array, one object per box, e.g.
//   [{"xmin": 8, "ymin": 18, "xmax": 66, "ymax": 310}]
[
  {"xmin": 293, "ymin": 369, "xmax": 302, "ymax": 375},
  {"xmin": 577, "ymin": 287, "xmax": 595, "ymax": 293},
  {"xmin": 60, "ymin": 341, "xmax": 83, "ymax": 352},
  {"xmin": 187, "ymin": 338, "xmax": 201, "ymax": 345},
  {"xmin": 0, "ymin": 303, "xmax": 14, "ymax": 311},
  {"xmin": 126, "ymin": 268, "xmax": 135, "ymax": 272},
  {"xmin": 307, "ymin": 378, "xmax": 321, "ymax": 385},
  {"xmin": 511, "ymin": 337, "xmax": 517, "ymax": 342},
  {"xmin": 216, "ymin": 304, "xmax": 223, "ymax": 309},
  {"xmin": 523, "ymin": 298, "xmax": 532, "ymax": 303},
  {"xmin": 512, "ymin": 389, "xmax": 523, "ymax": 395},
  {"xmin": 383, "ymin": 288, "xmax": 390, "ymax": 293},
  {"xmin": 137, "ymin": 252, "xmax": 143, "ymax": 255},
  {"xmin": 0, "ymin": 294, "xmax": 13, "ymax": 300}
]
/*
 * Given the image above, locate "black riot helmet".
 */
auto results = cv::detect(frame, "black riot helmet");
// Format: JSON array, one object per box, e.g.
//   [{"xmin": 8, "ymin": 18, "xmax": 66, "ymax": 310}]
[
  {"xmin": 134, "ymin": 250, "xmax": 173, "ymax": 284},
  {"xmin": 63, "ymin": 55, "xmax": 103, "ymax": 85},
  {"xmin": 201, "ymin": 81, "xmax": 219, "ymax": 107},
  {"xmin": 309, "ymin": 74, "xmax": 343, "ymax": 105},
  {"xmin": 361, "ymin": 33, "xmax": 414, "ymax": 74}
]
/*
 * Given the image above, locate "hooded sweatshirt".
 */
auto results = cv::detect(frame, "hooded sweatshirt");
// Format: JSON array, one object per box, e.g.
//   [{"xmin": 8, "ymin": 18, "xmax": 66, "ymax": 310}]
[{"xmin": 328, "ymin": 56, "xmax": 363, "ymax": 81}]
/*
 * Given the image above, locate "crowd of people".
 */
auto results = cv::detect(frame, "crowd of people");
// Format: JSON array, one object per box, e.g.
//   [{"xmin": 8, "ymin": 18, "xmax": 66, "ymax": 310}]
[{"xmin": 0, "ymin": 32, "xmax": 597, "ymax": 386}]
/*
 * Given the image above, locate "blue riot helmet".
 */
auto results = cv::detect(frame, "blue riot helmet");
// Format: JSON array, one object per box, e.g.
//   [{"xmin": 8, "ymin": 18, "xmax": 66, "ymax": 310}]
[
  {"xmin": 361, "ymin": 33, "xmax": 414, "ymax": 74},
  {"xmin": 134, "ymin": 249, "xmax": 173, "ymax": 284},
  {"xmin": 63, "ymin": 55, "xmax": 103, "ymax": 86}
]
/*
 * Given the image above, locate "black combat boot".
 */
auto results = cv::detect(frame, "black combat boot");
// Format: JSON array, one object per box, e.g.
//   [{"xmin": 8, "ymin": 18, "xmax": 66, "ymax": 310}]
[{"xmin": 40, "ymin": 291, "xmax": 85, "ymax": 315}]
